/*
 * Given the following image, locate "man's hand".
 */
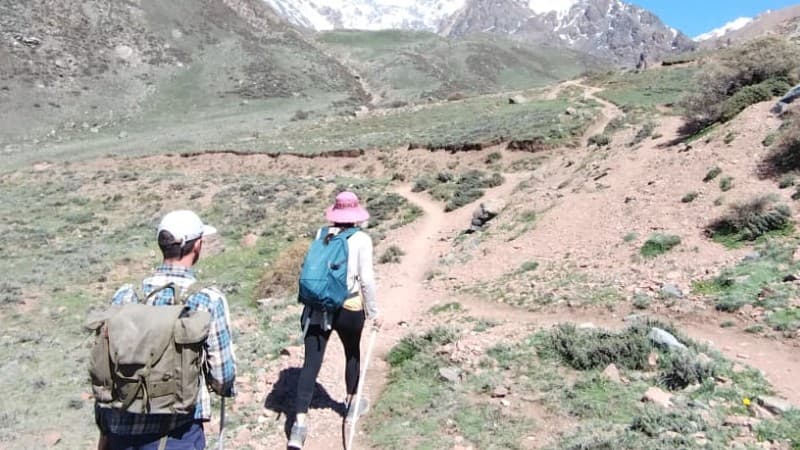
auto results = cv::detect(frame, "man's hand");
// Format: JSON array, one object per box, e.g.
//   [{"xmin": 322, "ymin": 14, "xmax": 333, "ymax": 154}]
[{"xmin": 371, "ymin": 316, "xmax": 383, "ymax": 330}]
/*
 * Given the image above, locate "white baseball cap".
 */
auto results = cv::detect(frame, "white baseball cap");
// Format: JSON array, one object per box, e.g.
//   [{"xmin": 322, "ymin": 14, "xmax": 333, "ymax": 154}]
[{"xmin": 157, "ymin": 210, "xmax": 217, "ymax": 245}]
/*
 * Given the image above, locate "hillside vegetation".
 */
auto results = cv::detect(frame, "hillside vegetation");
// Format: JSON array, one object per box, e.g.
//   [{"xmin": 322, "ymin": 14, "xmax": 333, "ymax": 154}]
[{"xmin": 317, "ymin": 30, "xmax": 599, "ymax": 106}]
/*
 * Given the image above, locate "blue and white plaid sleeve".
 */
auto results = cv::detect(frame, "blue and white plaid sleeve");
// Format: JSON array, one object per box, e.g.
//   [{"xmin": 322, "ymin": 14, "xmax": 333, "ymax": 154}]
[
  {"xmin": 189, "ymin": 289, "xmax": 237, "ymax": 397},
  {"xmin": 111, "ymin": 284, "xmax": 138, "ymax": 305}
]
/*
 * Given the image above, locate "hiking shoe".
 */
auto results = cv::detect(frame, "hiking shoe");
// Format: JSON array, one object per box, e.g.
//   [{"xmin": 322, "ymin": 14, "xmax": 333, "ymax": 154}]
[
  {"xmin": 346, "ymin": 398, "xmax": 369, "ymax": 422},
  {"xmin": 288, "ymin": 422, "xmax": 307, "ymax": 449}
]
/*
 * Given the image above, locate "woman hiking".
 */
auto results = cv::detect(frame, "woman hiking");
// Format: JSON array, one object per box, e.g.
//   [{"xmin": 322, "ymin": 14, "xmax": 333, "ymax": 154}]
[{"xmin": 289, "ymin": 191, "xmax": 382, "ymax": 449}]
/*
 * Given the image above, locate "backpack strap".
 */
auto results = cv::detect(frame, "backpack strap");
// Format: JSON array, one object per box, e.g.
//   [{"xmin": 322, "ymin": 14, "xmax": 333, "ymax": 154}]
[{"xmin": 136, "ymin": 282, "xmax": 207, "ymax": 306}]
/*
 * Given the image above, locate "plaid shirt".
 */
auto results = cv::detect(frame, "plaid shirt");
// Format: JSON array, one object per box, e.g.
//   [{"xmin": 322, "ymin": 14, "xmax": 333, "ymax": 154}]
[{"xmin": 97, "ymin": 264, "xmax": 237, "ymax": 436}]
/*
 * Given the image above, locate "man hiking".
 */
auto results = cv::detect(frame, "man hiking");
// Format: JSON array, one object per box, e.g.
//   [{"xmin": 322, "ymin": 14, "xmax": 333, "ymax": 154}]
[{"xmin": 93, "ymin": 210, "xmax": 236, "ymax": 449}]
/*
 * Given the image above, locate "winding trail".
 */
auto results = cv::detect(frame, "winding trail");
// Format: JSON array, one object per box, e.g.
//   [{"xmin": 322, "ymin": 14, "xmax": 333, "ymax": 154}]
[{"xmin": 266, "ymin": 85, "xmax": 800, "ymax": 450}]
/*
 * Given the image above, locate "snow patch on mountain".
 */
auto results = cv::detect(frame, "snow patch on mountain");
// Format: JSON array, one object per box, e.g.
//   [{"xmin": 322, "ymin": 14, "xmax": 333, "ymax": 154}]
[
  {"xmin": 694, "ymin": 16, "xmax": 753, "ymax": 41},
  {"xmin": 527, "ymin": 0, "xmax": 579, "ymax": 17}
]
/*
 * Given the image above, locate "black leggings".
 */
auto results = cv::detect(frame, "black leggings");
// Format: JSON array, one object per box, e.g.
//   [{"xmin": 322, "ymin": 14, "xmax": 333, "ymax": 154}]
[{"xmin": 295, "ymin": 309, "xmax": 365, "ymax": 414}]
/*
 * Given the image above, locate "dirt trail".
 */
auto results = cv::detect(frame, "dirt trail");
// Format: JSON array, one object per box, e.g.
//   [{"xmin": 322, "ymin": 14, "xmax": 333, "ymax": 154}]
[{"xmin": 258, "ymin": 85, "xmax": 800, "ymax": 450}]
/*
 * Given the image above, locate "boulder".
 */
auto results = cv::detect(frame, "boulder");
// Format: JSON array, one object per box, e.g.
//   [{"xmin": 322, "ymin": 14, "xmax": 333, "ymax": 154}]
[
  {"xmin": 642, "ymin": 386, "xmax": 673, "ymax": 408},
  {"xmin": 467, "ymin": 200, "xmax": 505, "ymax": 233},
  {"xmin": 724, "ymin": 415, "xmax": 761, "ymax": 430},
  {"xmin": 757, "ymin": 396, "xmax": 796, "ymax": 416},
  {"xmin": 601, "ymin": 363, "xmax": 622, "ymax": 383},
  {"xmin": 508, "ymin": 95, "xmax": 528, "ymax": 105},
  {"xmin": 439, "ymin": 367, "xmax": 462, "ymax": 383},
  {"xmin": 660, "ymin": 283, "xmax": 684, "ymax": 299},
  {"xmin": 648, "ymin": 327, "xmax": 687, "ymax": 351}
]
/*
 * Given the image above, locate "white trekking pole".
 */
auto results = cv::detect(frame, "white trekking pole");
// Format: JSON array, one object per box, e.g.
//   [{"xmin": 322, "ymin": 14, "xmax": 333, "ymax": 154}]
[
  {"xmin": 346, "ymin": 327, "xmax": 379, "ymax": 450},
  {"xmin": 218, "ymin": 397, "xmax": 226, "ymax": 450}
]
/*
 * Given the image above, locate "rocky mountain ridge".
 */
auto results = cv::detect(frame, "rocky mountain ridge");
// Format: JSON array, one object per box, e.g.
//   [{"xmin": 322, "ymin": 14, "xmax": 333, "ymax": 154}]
[{"xmin": 263, "ymin": 0, "xmax": 695, "ymax": 64}]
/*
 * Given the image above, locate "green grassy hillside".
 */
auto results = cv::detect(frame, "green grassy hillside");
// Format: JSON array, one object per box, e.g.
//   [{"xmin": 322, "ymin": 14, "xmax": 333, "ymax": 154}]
[{"xmin": 317, "ymin": 30, "xmax": 600, "ymax": 105}]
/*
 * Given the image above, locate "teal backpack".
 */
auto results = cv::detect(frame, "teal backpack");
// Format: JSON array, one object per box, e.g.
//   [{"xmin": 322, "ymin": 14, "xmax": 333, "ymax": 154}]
[{"xmin": 298, "ymin": 226, "xmax": 359, "ymax": 311}]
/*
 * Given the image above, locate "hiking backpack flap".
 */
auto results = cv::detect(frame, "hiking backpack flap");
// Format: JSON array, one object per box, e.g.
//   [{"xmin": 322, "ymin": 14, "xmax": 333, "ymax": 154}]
[
  {"xmin": 87, "ymin": 283, "xmax": 211, "ymax": 415},
  {"xmin": 298, "ymin": 226, "xmax": 359, "ymax": 311}
]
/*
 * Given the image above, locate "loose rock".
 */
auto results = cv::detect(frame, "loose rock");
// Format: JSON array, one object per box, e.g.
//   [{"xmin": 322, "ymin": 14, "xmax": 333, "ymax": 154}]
[
  {"xmin": 642, "ymin": 386, "xmax": 673, "ymax": 408},
  {"xmin": 757, "ymin": 396, "xmax": 795, "ymax": 416},
  {"xmin": 439, "ymin": 367, "xmax": 462, "ymax": 383},
  {"xmin": 648, "ymin": 327, "xmax": 687, "ymax": 351},
  {"xmin": 601, "ymin": 363, "xmax": 622, "ymax": 383}
]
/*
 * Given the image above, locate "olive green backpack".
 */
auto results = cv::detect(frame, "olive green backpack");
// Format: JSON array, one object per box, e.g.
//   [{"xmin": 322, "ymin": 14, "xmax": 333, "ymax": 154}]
[{"xmin": 86, "ymin": 283, "xmax": 211, "ymax": 415}]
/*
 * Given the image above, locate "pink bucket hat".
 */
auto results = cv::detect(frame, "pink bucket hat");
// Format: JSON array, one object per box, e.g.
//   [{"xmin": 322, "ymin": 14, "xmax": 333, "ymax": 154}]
[{"xmin": 325, "ymin": 191, "xmax": 370, "ymax": 224}]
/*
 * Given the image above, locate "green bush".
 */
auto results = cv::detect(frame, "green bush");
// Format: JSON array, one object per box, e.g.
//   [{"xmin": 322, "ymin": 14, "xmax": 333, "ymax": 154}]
[
  {"xmin": 719, "ymin": 78, "xmax": 793, "ymax": 123},
  {"xmin": 779, "ymin": 174, "xmax": 797, "ymax": 189},
  {"xmin": 588, "ymin": 133, "xmax": 611, "ymax": 147},
  {"xmin": 719, "ymin": 176, "xmax": 734, "ymax": 192},
  {"xmin": 519, "ymin": 260, "xmax": 539, "ymax": 272},
  {"xmin": 630, "ymin": 406, "xmax": 706, "ymax": 437},
  {"xmin": 703, "ymin": 166, "xmax": 722, "ymax": 182},
  {"xmin": 485, "ymin": 152, "xmax": 502, "ymax": 164},
  {"xmin": 681, "ymin": 192, "xmax": 698, "ymax": 203},
  {"xmin": 658, "ymin": 351, "xmax": 717, "ymax": 390},
  {"xmin": 681, "ymin": 37, "xmax": 800, "ymax": 128},
  {"xmin": 708, "ymin": 195, "xmax": 792, "ymax": 243},
  {"xmin": 640, "ymin": 234, "xmax": 681, "ymax": 258},
  {"xmin": 547, "ymin": 323, "xmax": 654, "ymax": 371},
  {"xmin": 379, "ymin": 245, "xmax": 405, "ymax": 264}
]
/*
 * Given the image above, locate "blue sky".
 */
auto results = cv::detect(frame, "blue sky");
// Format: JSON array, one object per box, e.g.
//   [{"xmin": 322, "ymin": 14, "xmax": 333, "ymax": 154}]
[{"xmin": 631, "ymin": 0, "xmax": 800, "ymax": 37}]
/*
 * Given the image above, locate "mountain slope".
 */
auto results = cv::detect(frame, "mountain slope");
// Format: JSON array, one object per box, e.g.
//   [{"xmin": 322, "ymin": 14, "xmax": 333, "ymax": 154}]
[
  {"xmin": 0, "ymin": 0, "xmax": 366, "ymax": 145},
  {"xmin": 317, "ymin": 29, "xmax": 600, "ymax": 105},
  {"xmin": 264, "ymin": 0, "xmax": 695, "ymax": 64},
  {"xmin": 698, "ymin": 5, "xmax": 800, "ymax": 47}
]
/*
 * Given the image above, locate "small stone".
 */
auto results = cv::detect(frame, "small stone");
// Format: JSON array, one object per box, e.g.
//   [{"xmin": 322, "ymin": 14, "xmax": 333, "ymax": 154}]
[
  {"xmin": 737, "ymin": 353, "xmax": 750, "ymax": 360},
  {"xmin": 660, "ymin": 283, "xmax": 684, "ymax": 299},
  {"xmin": 491, "ymin": 386, "xmax": 509, "ymax": 398},
  {"xmin": 500, "ymin": 399, "xmax": 511, "ymax": 407},
  {"xmin": 642, "ymin": 386, "xmax": 673, "ymax": 408},
  {"xmin": 647, "ymin": 351, "xmax": 659, "ymax": 369},
  {"xmin": 118, "ymin": 131, "xmax": 128, "ymax": 139},
  {"xmin": 240, "ymin": 233, "xmax": 258, "ymax": 248},
  {"xmin": 749, "ymin": 404, "xmax": 775, "ymax": 419},
  {"xmin": 601, "ymin": 363, "xmax": 622, "ymax": 383},
  {"xmin": 439, "ymin": 367, "xmax": 462, "ymax": 383},
  {"xmin": 577, "ymin": 322, "xmax": 596, "ymax": 329},
  {"xmin": 44, "ymin": 432, "xmax": 61, "ymax": 446}
]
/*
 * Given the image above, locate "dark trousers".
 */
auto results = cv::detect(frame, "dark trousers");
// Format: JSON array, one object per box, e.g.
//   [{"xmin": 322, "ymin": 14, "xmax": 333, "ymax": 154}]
[
  {"xmin": 296, "ymin": 308, "xmax": 366, "ymax": 413},
  {"xmin": 106, "ymin": 422, "xmax": 205, "ymax": 450}
]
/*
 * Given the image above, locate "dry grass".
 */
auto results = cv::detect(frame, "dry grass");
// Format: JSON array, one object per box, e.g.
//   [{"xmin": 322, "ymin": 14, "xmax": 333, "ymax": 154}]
[{"xmin": 254, "ymin": 240, "xmax": 308, "ymax": 301}]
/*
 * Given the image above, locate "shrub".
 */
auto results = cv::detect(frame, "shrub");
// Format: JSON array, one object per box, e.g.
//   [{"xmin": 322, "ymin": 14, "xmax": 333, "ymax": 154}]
[
  {"xmin": 412, "ymin": 175, "xmax": 433, "ymax": 192},
  {"xmin": 631, "ymin": 121, "xmax": 657, "ymax": 146},
  {"xmin": 719, "ymin": 78, "xmax": 793, "ymax": 123},
  {"xmin": 640, "ymin": 234, "xmax": 681, "ymax": 258},
  {"xmin": 681, "ymin": 192, "xmax": 698, "ymax": 203},
  {"xmin": 254, "ymin": 241, "xmax": 308, "ymax": 300},
  {"xmin": 379, "ymin": 245, "xmax": 405, "ymax": 264},
  {"xmin": 779, "ymin": 174, "xmax": 797, "ymax": 189},
  {"xmin": 708, "ymin": 195, "xmax": 792, "ymax": 243},
  {"xmin": 485, "ymin": 152, "xmax": 502, "ymax": 164},
  {"xmin": 588, "ymin": 133, "xmax": 611, "ymax": 147},
  {"xmin": 547, "ymin": 323, "xmax": 654, "ymax": 371},
  {"xmin": 681, "ymin": 37, "xmax": 800, "ymax": 128},
  {"xmin": 658, "ymin": 351, "xmax": 717, "ymax": 390},
  {"xmin": 290, "ymin": 109, "xmax": 309, "ymax": 121},
  {"xmin": 703, "ymin": 166, "xmax": 722, "ymax": 182},
  {"xmin": 519, "ymin": 260, "xmax": 539, "ymax": 272},
  {"xmin": 764, "ymin": 110, "xmax": 800, "ymax": 174},
  {"xmin": 719, "ymin": 176, "xmax": 734, "ymax": 192}
]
